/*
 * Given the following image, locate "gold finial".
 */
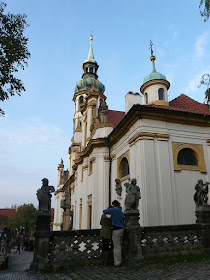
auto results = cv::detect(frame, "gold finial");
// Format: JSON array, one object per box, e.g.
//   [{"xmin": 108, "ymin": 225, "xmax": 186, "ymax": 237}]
[{"xmin": 90, "ymin": 30, "xmax": 93, "ymax": 41}]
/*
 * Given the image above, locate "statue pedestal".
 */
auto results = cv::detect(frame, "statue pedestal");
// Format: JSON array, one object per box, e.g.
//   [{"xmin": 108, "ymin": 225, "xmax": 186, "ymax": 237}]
[
  {"xmin": 195, "ymin": 205, "xmax": 210, "ymax": 223},
  {"xmin": 31, "ymin": 212, "xmax": 51, "ymax": 271},
  {"xmin": 35, "ymin": 212, "xmax": 51, "ymax": 232},
  {"xmin": 124, "ymin": 210, "xmax": 143, "ymax": 262}
]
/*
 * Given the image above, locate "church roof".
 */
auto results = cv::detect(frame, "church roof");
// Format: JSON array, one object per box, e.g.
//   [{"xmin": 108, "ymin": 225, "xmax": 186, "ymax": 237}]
[
  {"xmin": 148, "ymin": 94, "xmax": 210, "ymax": 115},
  {"xmin": 107, "ymin": 110, "xmax": 125, "ymax": 128},
  {"xmin": 0, "ymin": 209, "xmax": 16, "ymax": 218},
  {"xmin": 107, "ymin": 94, "xmax": 209, "ymax": 134}
]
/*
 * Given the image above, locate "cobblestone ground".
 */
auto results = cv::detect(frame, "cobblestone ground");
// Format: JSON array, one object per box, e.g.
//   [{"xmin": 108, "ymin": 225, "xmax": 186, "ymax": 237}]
[{"xmin": 1, "ymin": 248, "xmax": 210, "ymax": 279}]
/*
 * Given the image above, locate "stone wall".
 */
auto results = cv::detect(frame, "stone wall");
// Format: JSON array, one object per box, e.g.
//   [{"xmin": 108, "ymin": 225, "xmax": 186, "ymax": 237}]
[
  {"xmin": 49, "ymin": 229, "xmax": 101, "ymax": 270},
  {"xmin": 141, "ymin": 224, "xmax": 204, "ymax": 257},
  {"xmin": 47, "ymin": 224, "xmax": 209, "ymax": 270}
]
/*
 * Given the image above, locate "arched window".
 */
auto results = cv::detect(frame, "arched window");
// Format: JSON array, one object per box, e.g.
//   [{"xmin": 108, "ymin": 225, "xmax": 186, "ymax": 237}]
[
  {"xmin": 120, "ymin": 157, "xmax": 129, "ymax": 178},
  {"xmin": 172, "ymin": 142, "xmax": 206, "ymax": 173},
  {"xmin": 158, "ymin": 88, "xmax": 164, "ymax": 100},
  {"xmin": 145, "ymin": 92, "xmax": 148, "ymax": 104},
  {"xmin": 177, "ymin": 148, "xmax": 198, "ymax": 166},
  {"xmin": 90, "ymin": 67, "xmax": 93, "ymax": 73}
]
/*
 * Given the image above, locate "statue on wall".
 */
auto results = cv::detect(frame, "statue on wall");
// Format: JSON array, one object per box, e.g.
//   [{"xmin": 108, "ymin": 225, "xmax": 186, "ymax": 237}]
[
  {"xmin": 115, "ymin": 179, "xmax": 122, "ymax": 196},
  {"xmin": 124, "ymin": 178, "xmax": 141, "ymax": 211},
  {"xmin": 37, "ymin": 178, "xmax": 55, "ymax": 212},
  {"xmin": 98, "ymin": 99, "xmax": 108, "ymax": 124},
  {"xmin": 194, "ymin": 179, "xmax": 209, "ymax": 208}
]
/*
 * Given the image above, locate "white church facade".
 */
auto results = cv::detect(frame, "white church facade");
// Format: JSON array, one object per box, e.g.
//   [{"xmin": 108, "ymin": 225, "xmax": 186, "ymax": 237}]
[{"xmin": 53, "ymin": 36, "xmax": 210, "ymax": 231}]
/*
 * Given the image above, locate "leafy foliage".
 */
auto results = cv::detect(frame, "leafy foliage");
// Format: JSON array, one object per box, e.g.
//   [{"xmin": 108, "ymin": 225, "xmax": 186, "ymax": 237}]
[
  {"xmin": 0, "ymin": 2, "xmax": 30, "ymax": 116},
  {"xmin": 0, "ymin": 214, "xmax": 8, "ymax": 225},
  {"xmin": 199, "ymin": 74, "xmax": 210, "ymax": 104},
  {"xmin": 199, "ymin": 0, "xmax": 210, "ymax": 21},
  {"xmin": 7, "ymin": 204, "xmax": 37, "ymax": 233}
]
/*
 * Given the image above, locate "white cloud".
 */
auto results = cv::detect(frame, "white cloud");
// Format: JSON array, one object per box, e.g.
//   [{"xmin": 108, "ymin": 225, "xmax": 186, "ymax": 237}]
[
  {"xmin": 184, "ymin": 69, "xmax": 210, "ymax": 93},
  {"xmin": 195, "ymin": 32, "xmax": 209, "ymax": 58},
  {"xmin": 0, "ymin": 117, "xmax": 69, "ymax": 208}
]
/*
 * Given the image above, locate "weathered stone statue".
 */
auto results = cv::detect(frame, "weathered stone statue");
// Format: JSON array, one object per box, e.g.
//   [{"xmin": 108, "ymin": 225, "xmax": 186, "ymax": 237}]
[
  {"xmin": 125, "ymin": 178, "xmax": 141, "ymax": 210},
  {"xmin": 98, "ymin": 99, "xmax": 108, "ymax": 124},
  {"xmin": 32, "ymin": 178, "xmax": 55, "ymax": 271},
  {"xmin": 37, "ymin": 178, "xmax": 55, "ymax": 212},
  {"xmin": 194, "ymin": 179, "xmax": 210, "ymax": 224},
  {"xmin": 194, "ymin": 179, "xmax": 209, "ymax": 208},
  {"xmin": 115, "ymin": 178, "xmax": 122, "ymax": 196}
]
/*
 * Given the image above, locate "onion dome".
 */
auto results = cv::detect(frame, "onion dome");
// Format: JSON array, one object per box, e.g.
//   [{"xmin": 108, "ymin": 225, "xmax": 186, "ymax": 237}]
[
  {"xmin": 74, "ymin": 35, "xmax": 105, "ymax": 94},
  {"xmin": 143, "ymin": 55, "xmax": 167, "ymax": 84}
]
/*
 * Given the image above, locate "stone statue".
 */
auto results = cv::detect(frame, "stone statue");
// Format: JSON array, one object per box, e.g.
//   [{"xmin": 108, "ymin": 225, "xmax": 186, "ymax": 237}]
[
  {"xmin": 98, "ymin": 99, "xmax": 108, "ymax": 124},
  {"xmin": 37, "ymin": 178, "xmax": 55, "ymax": 212},
  {"xmin": 115, "ymin": 179, "xmax": 122, "ymax": 196},
  {"xmin": 194, "ymin": 179, "xmax": 209, "ymax": 208},
  {"xmin": 125, "ymin": 178, "xmax": 141, "ymax": 211}
]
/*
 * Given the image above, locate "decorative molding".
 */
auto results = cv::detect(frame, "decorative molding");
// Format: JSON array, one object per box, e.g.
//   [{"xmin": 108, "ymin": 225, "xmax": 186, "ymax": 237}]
[
  {"xmin": 172, "ymin": 142, "xmax": 207, "ymax": 173},
  {"xmin": 87, "ymin": 194, "xmax": 92, "ymax": 205},
  {"xmin": 140, "ymin": 79, "xmax": 170, "ymax": 93},
  {"xmin": 81, "ymin": 164, "xmax": 88, "ymax": 182},
  {"xmin": 96, "ymin": 123, "xmax": 114, "ymax": 129},
  {"xmin": 87, "ymin": 100, "xmax": 97, "ymax": 108},
  {"xmin": 128, "ymin": 132, "xmax": 169, "ymax": 145},
  {"xmin": 89, "ymin": 157, "xmax": 96, "ymax": 163},
  {"xmin": 104, "ymin": 154, "xmax": 116, "ymax": 161},
  {"xmin": 73, "ymin": 139, "xmax": 106, "ymax": 170},
  {"xmin": 75, "ymin": 128, "xmax": 82, "ymax": 132},
  {"xmin": 148, "ymin": 100, "xmax": 169, "ymax": 106},
  {"xmin": 89, "ymin": 157, "xmax": 96, "ymax": 174},
  {"xmin": 54, "ymin": 189, "xmax": 64, "ymax": 195}
]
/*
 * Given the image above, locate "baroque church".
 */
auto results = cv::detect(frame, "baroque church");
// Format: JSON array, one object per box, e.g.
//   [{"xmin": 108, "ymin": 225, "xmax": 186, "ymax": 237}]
[{"xmin": 53, "ymin": 35, "xmax": 210, "ymax": 231}]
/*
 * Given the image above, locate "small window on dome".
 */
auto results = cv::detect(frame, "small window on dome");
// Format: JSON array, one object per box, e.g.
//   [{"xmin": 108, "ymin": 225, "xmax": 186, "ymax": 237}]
[
  {"xmin": 145, "ymin": 92, "xmax": 148, "ymax": 104},
  {"xmin": 90, "ymin": 67, "xmax": 93, "ymax": 73},
  {"xmin": 158, "ymin": 88, "xmax": 164, "ymax": 100}
]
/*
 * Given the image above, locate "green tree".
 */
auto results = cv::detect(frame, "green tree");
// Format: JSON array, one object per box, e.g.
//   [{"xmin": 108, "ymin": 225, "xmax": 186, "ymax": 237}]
[
  {"xmin": 0, "ymin": 214, "xmax": 8, "ymax": 226},
  {"xmin": 7, "ymin": 204, "xmax": 37, "ymax": 235},
  {"xmin": 199, "ymin": 0, "xmax": 210, "ymax": 21},
  {"xmin": 0, "ymin": 2, "xmax": 30, "ymax": 116},
  {"xmin": 199, "ymin": 74, "xmax": 210, "ymax": 104}
]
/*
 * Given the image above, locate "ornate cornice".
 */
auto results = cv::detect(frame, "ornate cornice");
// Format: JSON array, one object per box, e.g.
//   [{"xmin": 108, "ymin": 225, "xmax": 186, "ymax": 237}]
[
  {"xmin": 72, "ymin": 138, "xmax": 107, "ymax": 170},
  {"xmin": 128, "ymin": 132, "xmax": 169, "ymax": 145}
]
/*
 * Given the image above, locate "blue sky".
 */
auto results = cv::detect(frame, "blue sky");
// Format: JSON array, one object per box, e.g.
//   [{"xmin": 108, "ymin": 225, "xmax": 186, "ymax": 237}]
[{"xmin": 0, "ymin": 0, "xmax": 209, "ymax": 208}]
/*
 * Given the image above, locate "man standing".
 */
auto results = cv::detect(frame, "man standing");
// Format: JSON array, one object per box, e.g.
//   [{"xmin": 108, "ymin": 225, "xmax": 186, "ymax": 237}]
[{"xmin": 103, "ymin": 200, "xmax": 124, "ymax": 266}]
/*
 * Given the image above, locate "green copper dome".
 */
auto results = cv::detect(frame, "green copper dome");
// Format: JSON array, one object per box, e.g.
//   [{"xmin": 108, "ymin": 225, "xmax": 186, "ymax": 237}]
[
  {"xmin": 143, "ymin": 55, "xmax": 167, "ymax": 84},
  {"xmin": 74, "ymin": 35, "xmax": 105, "ymax": 94},
  {"xmin": 75, "ymin": 78, "xmax": 105, "ymax": 94},
  {"xmin": 143, "ymin": 71, "xmax": 166, "ymax": 84}
]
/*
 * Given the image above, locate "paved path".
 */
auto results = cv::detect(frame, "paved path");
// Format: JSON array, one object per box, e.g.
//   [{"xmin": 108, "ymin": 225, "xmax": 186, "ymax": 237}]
[
  {"xmin": 0, "ymin": 247, "xmax": 210, "ymax": 279},
  {"xmin": 5, "ymin": 247, "xmax": 34, "ymax": 272}
]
